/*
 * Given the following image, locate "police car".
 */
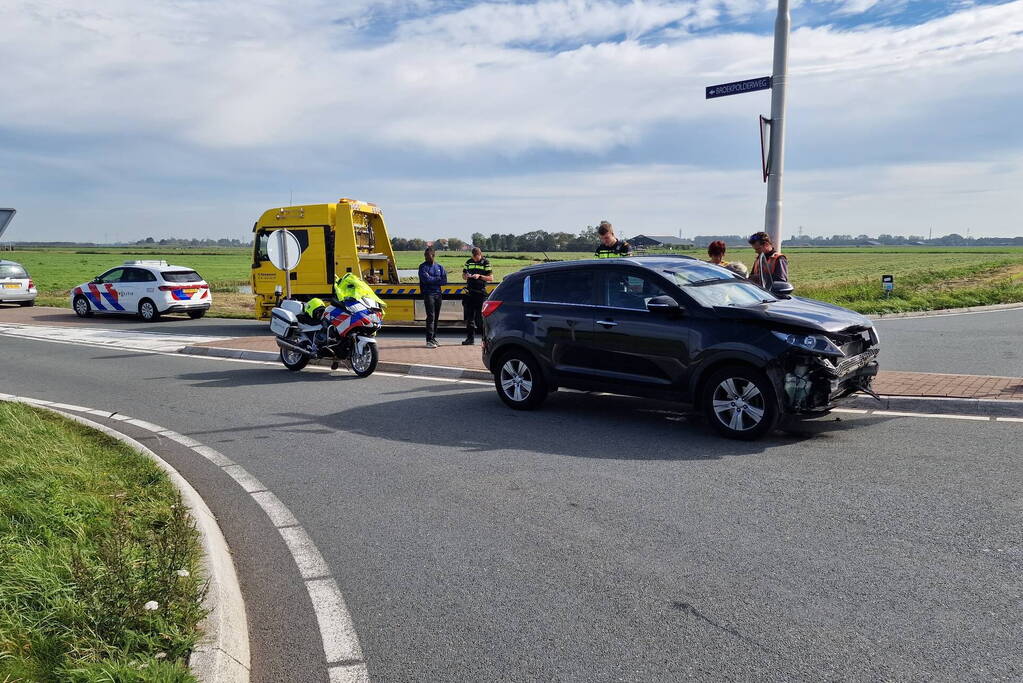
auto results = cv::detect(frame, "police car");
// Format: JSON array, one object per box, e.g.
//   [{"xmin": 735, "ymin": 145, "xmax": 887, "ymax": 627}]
[{"xmin": 71, "ymin": 260, "xmax": 212, "ymax": 322}]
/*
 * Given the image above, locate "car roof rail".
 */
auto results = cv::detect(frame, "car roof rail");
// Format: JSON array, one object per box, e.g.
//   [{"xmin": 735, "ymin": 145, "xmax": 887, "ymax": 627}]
[{"xmin": 123, "ymin": 260, "xmax": 169, "ymax": 267}]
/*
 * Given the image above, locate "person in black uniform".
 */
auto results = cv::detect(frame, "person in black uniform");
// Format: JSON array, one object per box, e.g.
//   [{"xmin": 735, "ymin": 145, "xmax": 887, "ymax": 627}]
[
  {"xmin": 594, "ymin": 220, "xmax": 632, "ymax": 258},
  {"xmin": 461, "ymin": 246, "xmax": 493, "ymax": 345}
]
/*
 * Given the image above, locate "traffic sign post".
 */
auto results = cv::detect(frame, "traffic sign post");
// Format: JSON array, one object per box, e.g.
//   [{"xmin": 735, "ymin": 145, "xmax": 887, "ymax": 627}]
[
  {"xmin": 764, "ymin": 0, "xmax": 790, "ymax": 251},
  {"xmin": 882, "ymin": 274, "xmax": 894, "ymax": 297},
  {"xmin": 266, "ymin": 229, "xmax": 303, "ymax": 300}
]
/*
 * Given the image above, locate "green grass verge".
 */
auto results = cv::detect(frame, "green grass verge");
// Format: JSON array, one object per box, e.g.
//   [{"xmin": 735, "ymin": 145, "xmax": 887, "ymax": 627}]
[
  {"xmin": 5, "ymin": 246, "xmax": 1023, "ymax": 318},
  {"xmin": 0, "ymin": 402, "xmax": 206, "ymax": 682}
]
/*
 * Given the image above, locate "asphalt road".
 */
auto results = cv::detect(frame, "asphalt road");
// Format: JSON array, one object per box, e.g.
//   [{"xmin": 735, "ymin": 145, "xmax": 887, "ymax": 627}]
[
  {"xmin": 1, "ymin": 336, "xmax": 1021, "ymax": 681},
  {"xmin": 13, "ymin": 303, "xmax": 1022, "ymax": 377},
  {"xmin": 873, "ymin": 307, "xmax": 1023, "ymax": 377}
]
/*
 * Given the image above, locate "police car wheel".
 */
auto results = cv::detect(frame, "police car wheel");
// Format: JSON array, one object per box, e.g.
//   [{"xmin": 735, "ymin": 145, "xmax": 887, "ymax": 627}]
[
  {"xmin": 138, "ymin": 299, "xmax": 161, "ymax": 322},
  {"xmin": 495, "ymin": 351, "xmax": 547, "ymax": 410},
  {"xmin": 701, "ymin": 366, "xmax": 778, "ymax": 440},
  {"xmin": 18, "ymin": 300, "xmax": 34, "ymax": 307},
  {"xmin": 187, "ymin": 309, "xmax": 205, "ymax": 319},
  {"xmin": 73, "ymin": 295, "xmax": 93, "ymax": 318}
]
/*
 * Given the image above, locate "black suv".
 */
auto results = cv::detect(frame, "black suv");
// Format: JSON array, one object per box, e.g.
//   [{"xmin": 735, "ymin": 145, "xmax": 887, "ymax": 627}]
[{"xmin": 481, "ymin": 256, "xmax": 879, "ymax": 439}]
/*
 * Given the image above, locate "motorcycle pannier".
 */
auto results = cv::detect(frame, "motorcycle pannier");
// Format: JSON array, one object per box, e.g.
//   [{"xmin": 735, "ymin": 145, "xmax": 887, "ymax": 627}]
[{"xmin": 270, "ymin": 308, "xmax": 297, "ymax": 336}]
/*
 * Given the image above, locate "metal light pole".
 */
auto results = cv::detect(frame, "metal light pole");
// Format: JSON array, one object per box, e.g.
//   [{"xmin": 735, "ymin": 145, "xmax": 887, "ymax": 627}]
[{"xmin": 764, "ymin": 0, "xmax": 790, "ymax": 249}]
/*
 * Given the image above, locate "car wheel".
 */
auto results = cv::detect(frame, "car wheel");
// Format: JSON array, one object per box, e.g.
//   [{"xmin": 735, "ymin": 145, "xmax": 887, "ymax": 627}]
[
  {"xmin": 73, "ymin": 295, "xmax": 93, "ymax": 318},
  {"xmin": 187, "ymin": 309, "xmax": 206, "ymax": 319},
  {"xmin": 702, "ymin": 366, "xmax": 779, "ymax": 440},
  {"xmin": 494, "ymin": 350, "xmax": 547, "ymax": 410},
  {"xmin": 138, "ymin": 299, "xmax": 161, "ymax": 322},
  {"xmin": 18, "ymin": 300, "xmax": 35, "ymax": 307}
]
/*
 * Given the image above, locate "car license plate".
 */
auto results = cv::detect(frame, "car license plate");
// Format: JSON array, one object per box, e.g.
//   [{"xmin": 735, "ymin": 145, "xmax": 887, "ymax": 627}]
[
  {"xmin": 3, "ymin": 283, "xmax": 20, "ymax": 289},
  {"xmin": 184, "ymin": 288, "xmax": 197, "ymax": 296}
]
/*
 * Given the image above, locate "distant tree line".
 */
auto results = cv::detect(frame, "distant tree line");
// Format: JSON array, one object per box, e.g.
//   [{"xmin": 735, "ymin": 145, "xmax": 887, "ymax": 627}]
[
  {"xmin": 391, "ymin": 227, "xmax": 604, "ymax": 253},
  {"xmin": 694, "ymin": 233, "xmax": 1023, "ymax": 248},
  {"xmin": 134, "ymin": 237, "xmax": 248, "ymax": 247}
]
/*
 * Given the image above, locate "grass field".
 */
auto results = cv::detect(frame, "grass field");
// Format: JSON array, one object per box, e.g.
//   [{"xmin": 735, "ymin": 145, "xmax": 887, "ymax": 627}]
[
  {"xmin": 0, "ymin": 401, "xmax": 205, "ymax": 682},
  {"xmin": 4, "ymin": 245, "xmax": 1023, "ymax": 317}
]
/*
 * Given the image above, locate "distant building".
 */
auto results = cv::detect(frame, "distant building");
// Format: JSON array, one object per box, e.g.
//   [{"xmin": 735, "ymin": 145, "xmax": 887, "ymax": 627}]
[{"xmin": 631, "ymin": 235, "xmax": 695, "ymax": 249}]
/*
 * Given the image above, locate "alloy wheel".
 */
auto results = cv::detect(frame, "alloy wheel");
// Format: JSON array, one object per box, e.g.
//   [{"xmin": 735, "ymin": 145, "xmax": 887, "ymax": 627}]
[
  {"xmin": 711, "ymin": 377, "xmax": 766, "ymax": 432},
  {"xmin": 499, "ymin": 359, "xmax": 533, "ymax": 403}
]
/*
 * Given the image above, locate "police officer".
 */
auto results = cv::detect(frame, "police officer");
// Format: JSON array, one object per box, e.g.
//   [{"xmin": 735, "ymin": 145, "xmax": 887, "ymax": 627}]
[
  {"xmin": 594, "ymin": 220, "xmax": 632, "ymax": 258},
  {"xmin": 461, "ymin": 247, "xmax": 492, "ymax": 345}
]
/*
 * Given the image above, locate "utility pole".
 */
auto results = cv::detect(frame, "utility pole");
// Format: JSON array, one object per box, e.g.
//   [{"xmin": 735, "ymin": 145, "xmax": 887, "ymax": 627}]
[{"xmin": 764, "ymin": 0, "xmax": 790, "ymax": 250}]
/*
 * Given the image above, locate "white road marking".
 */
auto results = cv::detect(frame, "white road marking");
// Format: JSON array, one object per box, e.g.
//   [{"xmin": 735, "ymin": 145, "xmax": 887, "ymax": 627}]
[
  {"xmin": 251, "ymin": 490, "xmax": 301, "ymax": 528},
  {"xmin": 279, "ymin": 526, "xmax": 332, "ymax": 580},
  {"xmin": 996, "ymin": 416, "xmax": 1023, "ymax": 423},
  {"xmin": 874, "ymin": 306, "xmax": 1023, "ymax": 321},
  {"xmin": 158, "ymin": 430, "xmax": 202, "ymax": 447},
  {"xmin": 0, "ymin": 322, "xmax": 228, "ymax": 352},
  {"xmin": 306, "ymin": 577, "xmax": 366, "ymax": 665},
  {"xmin": 125, "ymin": 417, "xmax": 165, "ymax": 432},
  {"xmin": 192, "ymin": 444, "xmax": 237, "ymax": 467},
  {"xmin": 221, "ymin": 465, "xmax": 268, "ymax": 493},
  {"xmin": 329, "ymin": 663, "xmax": 371, "ymax": 683}
]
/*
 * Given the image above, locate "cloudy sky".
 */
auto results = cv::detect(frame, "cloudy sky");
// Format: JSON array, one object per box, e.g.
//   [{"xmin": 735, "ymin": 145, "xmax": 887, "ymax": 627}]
[{"xmin": 3, "ymin": 0, "xmax": 1022, "ymax": 242}]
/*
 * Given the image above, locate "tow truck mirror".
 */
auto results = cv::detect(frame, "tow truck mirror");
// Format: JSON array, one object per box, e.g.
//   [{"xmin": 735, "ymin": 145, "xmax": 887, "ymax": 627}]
[
  {"xmin": 647, "ymin": 295, "xmax": 682, "ymax": 315},
  {"xmin": 771, "ymin": 281, "xmax": 794, "ymax": 299}
]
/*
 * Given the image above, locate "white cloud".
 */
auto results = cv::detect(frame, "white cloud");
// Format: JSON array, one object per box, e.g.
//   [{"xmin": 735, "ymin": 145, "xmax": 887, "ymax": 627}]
[{"xmin": 2, "ymin": 0, "xmax": 1022, "ymax": 239}]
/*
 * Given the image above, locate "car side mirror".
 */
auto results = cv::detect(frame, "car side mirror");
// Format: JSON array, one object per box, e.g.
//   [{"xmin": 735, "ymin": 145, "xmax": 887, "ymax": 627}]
[
  {"xmin": 91, "ymin": 277, "xmax": 101, "ymax": 283},
  {"xmin": 647, "ymin": 295, "xmax": 682, "ymax": 315},
  {"xmin": 771, "ymin": 281, "xmax": 794, "ymax": 299}
]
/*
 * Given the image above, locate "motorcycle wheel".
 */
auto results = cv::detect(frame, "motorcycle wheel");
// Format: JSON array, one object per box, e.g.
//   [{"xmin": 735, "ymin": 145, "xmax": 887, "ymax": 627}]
[
  {"xmin": 280, "ymin": 340, "xmax": 310, "ymax": 372},
  {"xmin": 349, "ymin": 340, "xmax": 378, "ymax": 377}
]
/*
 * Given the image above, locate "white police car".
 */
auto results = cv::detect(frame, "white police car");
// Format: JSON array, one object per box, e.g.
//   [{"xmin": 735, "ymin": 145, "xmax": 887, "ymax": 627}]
[{"xmin": 71, "ymin": 260, "xmax": 212, "ymax": 322}]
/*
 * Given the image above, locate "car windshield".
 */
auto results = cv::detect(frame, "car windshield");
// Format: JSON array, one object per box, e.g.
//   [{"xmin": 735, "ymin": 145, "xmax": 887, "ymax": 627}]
[
  {"xmin": 664, "ymin": 266, "xmax": 776, "ymax": 308},
  {"xmin": 162, "ymin": 270, "xmax": 202, "ymax": 283},
  {"xmin": 665, "ymin": 261, "xmax": 744, "ymax": 284},
  {"xmin": 0, "ymin": 264, "xmax": 28, "ymax": 279}
]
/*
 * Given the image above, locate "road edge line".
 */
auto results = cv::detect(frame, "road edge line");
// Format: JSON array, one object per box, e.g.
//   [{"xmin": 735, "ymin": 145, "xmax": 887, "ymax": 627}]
[{"xmin": 0, "ymin": 397, "xmax": 251, "ymax": 683}]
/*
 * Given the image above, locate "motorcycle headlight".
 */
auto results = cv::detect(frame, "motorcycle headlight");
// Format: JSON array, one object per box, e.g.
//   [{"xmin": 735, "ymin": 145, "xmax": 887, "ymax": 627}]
[{"xmin": 771, "ymin": 330, "xmax": 844, "ymax": 357}]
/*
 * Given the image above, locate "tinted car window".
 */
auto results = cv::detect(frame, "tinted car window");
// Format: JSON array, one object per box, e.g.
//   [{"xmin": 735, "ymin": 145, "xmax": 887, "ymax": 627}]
[
  {"xmin": 0, "ymin": 264, "xmax": 28, "ymax": 278},
  {"xmin": 97, "ymin": 268, "xmax": 125, "ymax": 283},
  {"xmin": 528, "ymin": 270, "xmax": 596, "ymax": 305},
  {"xmin": 162, "ymin": 270, "xmax": 203, "ymax": 283},
  {"xmin": 603, "ymin": 272, "xmax": 670, "ymax": 310}
]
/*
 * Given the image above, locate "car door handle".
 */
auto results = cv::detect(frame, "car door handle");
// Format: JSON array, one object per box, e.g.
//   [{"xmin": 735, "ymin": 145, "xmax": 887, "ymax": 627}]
[
  {"xmin": 596, "ymin": 319, "xmax": 618, "ymax": 327},
  {"xmin": 525, "ymin": 313, "xmax": 542, "ymax": 320}
]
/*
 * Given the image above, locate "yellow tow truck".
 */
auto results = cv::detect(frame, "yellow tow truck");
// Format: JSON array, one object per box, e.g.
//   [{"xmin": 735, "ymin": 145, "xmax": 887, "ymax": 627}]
[{"xmin": 251, "ymin": 198, "xmax": 496, "ymax": 323}]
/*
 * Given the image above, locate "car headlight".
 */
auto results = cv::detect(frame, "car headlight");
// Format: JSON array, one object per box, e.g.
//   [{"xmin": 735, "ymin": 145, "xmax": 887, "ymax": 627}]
[{"xmin": 771, "ymin": 330, "xmax": 844, "ymax": 357}]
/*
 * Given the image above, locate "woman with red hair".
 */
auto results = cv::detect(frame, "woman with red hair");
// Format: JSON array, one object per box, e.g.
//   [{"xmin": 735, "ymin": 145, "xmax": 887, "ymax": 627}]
[{"xmin": 707, "ymin": 240, "xmax": 748, "ymax": 277}]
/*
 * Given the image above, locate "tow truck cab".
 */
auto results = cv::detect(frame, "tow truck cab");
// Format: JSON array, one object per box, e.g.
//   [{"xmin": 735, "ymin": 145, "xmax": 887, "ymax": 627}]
[{"xmin": 250, "ymin": 198, "xmax": 497, "ymax": 323}]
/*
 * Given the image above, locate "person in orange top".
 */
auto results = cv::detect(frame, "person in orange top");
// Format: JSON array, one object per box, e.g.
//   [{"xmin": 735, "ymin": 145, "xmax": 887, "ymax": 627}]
[{"xmin": 748, "ymin": 231, "xmax": 788, "ymax": 290}]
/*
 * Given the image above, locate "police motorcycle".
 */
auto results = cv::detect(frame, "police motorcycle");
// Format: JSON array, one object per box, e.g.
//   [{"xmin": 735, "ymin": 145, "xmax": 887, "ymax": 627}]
[{"xmin": 269, "ymin": 274, "xmax": 384, "ymax": 376}]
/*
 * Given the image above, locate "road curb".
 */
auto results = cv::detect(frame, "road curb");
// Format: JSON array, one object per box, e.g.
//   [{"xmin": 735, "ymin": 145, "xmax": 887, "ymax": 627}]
[
  {"xmin": 180, "ymin": 344, "xmax": 494, "ymax": 382},
  {"xmin": 868, "ymin": 302, "xmax": 1023, "ymax": 320},
  {"xmin": 0, "ymin": 396, "xmax": 252, "ymax": 683},
  {"xmin": 844, "ymin": 394, "xmax": 1023, "ymax": 418}
]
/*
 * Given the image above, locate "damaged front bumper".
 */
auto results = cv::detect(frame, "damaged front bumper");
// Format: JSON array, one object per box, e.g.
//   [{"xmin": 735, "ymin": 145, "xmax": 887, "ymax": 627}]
[{"xmin": 779, "ymin": 347, "xmax": 879, "ymax": 414}]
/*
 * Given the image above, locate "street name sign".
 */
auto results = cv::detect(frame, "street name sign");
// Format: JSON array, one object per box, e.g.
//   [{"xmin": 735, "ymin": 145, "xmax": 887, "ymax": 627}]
[{"xmin": 705, "ymin": 76, "xmax": 772, "ymax": 99}]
